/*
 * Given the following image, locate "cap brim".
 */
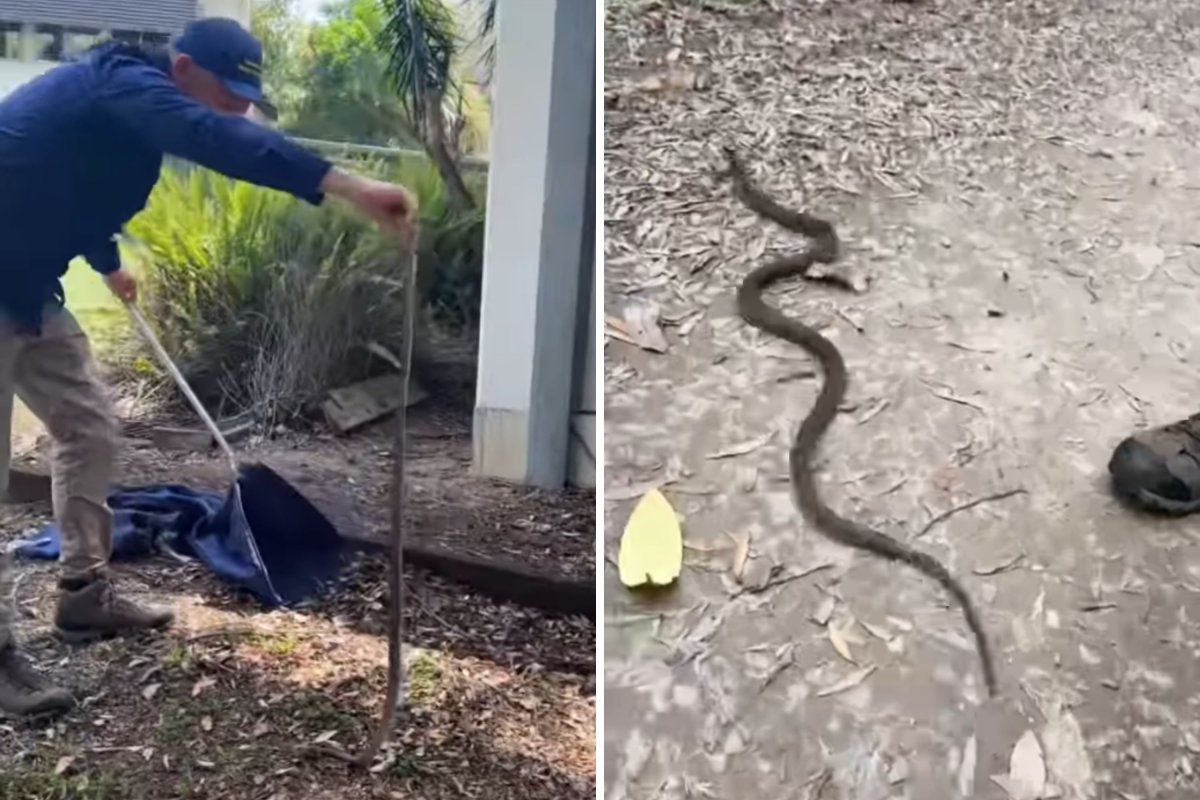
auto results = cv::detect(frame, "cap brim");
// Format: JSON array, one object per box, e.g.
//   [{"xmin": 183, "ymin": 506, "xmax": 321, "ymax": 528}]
[{"xmin": 224, "ymin": 79, "xmax": 277, "ymax": 121}]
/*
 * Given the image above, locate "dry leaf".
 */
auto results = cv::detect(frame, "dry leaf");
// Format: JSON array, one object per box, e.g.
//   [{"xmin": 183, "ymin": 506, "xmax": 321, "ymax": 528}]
[
  {"xmin": 707, "ymin": 430, "xmax": 775, "ymax": 459},
  {"xmin": 683, "ymin": 539, "xmax": 730, "ymax": 554},
  {"xmin": 735, "ymin": 464, "xmax": 759, "ymax": 492},
  {"xmin": 728, "ymin": 531, "xmax": 751, "ymax": 584},
  {"xmin": 828, "ymin": 625, "xmax": 855, "ymax": 663},
  {"xmin": 856, "ymin": 398, "xmax": 891, "ymax": 425},
  {"xmin": 888, "ymin": 755, "xmax": 909, "ymax": 784},
  {"xmin": 191, "ymin": 676, "xmax": 217, "ymax": 697},
  {"xmin": 313, "ymin": 730, "xmax": 338, "ymax": 744},
  {"xmin": 604, "ymin": 315, "xmax": 639, "ymax": 347},
  {"xmin": 607, "ymin": 479, "xmax": 672, "ymax": 501},
  {"xmin": 142, "ymin": 683, "xmax": 161, "ymax": 700},
  {"xmin": 991, "ymin": 730, "xmax": 1046, "ymax": 800},
  {"xmin": 932, "ymin": 464, "xmax": 957, "ymax": 492},
  {"xmin": 54, "ymin": 755, "xmax": 74, "ymax": 776},
  {"xmin": 974, "ymin": 553, "xmax": 1025, "ymax": 576},
  {"xmin": 1041, "ymin": 708, "xmax": 1094, "ymax": 799},
  {"xmin": 836, "ymin": 619, "xmax": 867, "ymax": 646},
  {"xmin": 811, "ymin": 596, "xmax": 837, "ymax": 626},
  {"xmin": 196, "ymin": 759, "xmax": 216, "ymax": 769},
  {"xmin": 253, "ymin": 721, "xmax": 271, "ymax": 738},
  {"xmin": 1079, "ymin": 601, "xmax": 1117, "ymax": 612},
  {"xmin": 1009, "ymin": 730, "xmax": 1047, "ymax": 799},
  {"xmin": 859, "ymin": 620, "xmax": 893, "ymax": 642},
  {"xmin": 619, "ymin": 302, "xmax": 667, "ymax": 352},
  {"xmin": 817, "ymin": 665, "xmax": 875, "ymax": 697},
  {"xmin": 959, "ymin": 735, "xmax": 977, "ymax": 797},
  {"xmin": 634, "ymin": 68, "xmax": 705, "ymax": 93}
]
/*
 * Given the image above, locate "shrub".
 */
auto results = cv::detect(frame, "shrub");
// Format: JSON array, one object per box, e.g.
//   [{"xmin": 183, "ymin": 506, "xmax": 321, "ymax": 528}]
[
  {"xmin": 117, "ymin": 155, "xmax": 485, "ymax": 424},
  {"xmin": 328, "ymin": 152, "xmax": 487, "ymax": 334}
]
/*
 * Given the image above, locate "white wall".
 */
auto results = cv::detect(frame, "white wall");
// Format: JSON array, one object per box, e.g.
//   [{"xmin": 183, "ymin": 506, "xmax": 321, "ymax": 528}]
[
  {"xmin": 199, "ymin": 0, "xmax": 252, "ymax": 26},
  {"xmin": 473, "ymin": 0, "xmax": 596, "ymax": 489}
]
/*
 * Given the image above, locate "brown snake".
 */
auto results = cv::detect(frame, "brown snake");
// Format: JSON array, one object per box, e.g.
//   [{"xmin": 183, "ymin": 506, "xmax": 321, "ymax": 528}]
[
  {"xmin": 723, "ymin": 147, "xmax": 998, "ymax": 697},
  {"xmin": 302, "ymin": 246, "xmax": 417, "ymax": 766}
]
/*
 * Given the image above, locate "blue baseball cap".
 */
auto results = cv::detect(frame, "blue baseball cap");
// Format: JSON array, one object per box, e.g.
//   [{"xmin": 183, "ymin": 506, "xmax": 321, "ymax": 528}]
[{"xmin": 174, "ymin": 17, "xmax": 274, "ymax": 115}]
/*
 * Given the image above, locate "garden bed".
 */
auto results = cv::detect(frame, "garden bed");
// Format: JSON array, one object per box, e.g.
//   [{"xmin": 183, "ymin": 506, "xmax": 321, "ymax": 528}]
[{"xmin": 0, "ymin": 408, "xmax": 594, "ymax": 800}]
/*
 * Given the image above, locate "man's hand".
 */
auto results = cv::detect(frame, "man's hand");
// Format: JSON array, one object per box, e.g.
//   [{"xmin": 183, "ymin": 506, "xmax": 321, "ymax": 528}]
[
  {"xmin": 320, "ymin": 169, "xmax": 419, "ymax": 244},
  {"xmin": 104, "ymin": 268, "xmax": 137, "ymax": 303}
]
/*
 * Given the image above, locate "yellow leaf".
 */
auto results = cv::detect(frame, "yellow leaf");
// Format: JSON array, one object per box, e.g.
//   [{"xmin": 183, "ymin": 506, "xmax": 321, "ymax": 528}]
[{"xmin": 618, "ymin": 489, "xmax": 683, "ymax": 588}]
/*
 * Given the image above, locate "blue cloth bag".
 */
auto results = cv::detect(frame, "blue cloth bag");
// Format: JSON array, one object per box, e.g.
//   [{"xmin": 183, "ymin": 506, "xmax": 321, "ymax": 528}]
[{"xmin": 13, "ymin": 467, "xmax": 344, "ymax": 607}]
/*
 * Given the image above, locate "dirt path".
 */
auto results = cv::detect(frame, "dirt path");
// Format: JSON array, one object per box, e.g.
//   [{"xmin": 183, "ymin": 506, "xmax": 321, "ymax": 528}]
[{"xmin": 605, "ymin": 2, "xmax": 1200, "ymax": 798}]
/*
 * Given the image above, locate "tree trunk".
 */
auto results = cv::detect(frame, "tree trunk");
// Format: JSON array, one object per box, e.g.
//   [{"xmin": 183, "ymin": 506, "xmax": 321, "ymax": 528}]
[{"xmin": 422, "ymin": 90, "xmax": 475, "ymax": 213}]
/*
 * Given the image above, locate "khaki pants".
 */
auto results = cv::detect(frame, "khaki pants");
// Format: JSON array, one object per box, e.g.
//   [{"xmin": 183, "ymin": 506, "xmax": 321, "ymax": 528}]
[{"xmin": 0, "ymin": 307, "xmax": 117, "ymax": 589}]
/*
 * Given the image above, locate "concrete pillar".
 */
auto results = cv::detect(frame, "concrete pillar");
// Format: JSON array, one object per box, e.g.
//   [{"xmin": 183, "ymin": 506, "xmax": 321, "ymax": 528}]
[
  {"xmin": 473, "ymin": 0, "xmax": 596, "ymax": 488},
  {"xmin": 568, "ymin": 101, "xmax": 596, "ymax": 489}
]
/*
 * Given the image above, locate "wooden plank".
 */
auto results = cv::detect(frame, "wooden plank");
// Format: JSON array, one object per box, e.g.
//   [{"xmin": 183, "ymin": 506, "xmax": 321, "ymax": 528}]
[
  {"xmin": 322, "ymin": 373, "xmax": 428, "ymax": 434},
  {"xmin": 145, "ymin": 422, "xmax": 255, "ymax": 453},
  {"xmin": 3, "ymin": 469, "xmax": 51, "ymax": 504}
]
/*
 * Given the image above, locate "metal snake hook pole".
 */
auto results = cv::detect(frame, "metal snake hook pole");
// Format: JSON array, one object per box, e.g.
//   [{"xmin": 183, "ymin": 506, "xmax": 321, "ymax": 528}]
[{"xmin": 124, "ymin": 300, "xmax": 239, "ymax": 479}]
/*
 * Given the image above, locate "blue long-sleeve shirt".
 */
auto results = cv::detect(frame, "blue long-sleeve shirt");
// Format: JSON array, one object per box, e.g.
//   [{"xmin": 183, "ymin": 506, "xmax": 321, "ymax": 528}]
[{"xmin": 0, "ymin": 41, "xmax": 334, "ymax": 330}]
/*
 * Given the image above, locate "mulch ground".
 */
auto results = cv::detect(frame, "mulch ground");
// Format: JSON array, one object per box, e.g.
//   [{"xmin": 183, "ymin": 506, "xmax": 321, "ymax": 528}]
[
  {"xmin": 109, "ymin": 405, "xmax": 595, "ymax": 584},
  {"xmin": 0, "ymin": 405, "xmax": 595, "ymax": 799}
]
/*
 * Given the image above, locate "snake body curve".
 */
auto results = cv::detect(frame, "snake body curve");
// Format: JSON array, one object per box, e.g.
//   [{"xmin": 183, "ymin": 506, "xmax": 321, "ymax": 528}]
[{"xmin": 724, "ymin": 147, "xmax": 997, "ymax": 697}]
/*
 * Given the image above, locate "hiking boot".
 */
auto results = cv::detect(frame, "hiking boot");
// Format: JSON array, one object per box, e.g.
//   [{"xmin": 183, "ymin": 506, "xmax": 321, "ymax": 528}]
[
  {"xmin": 0, "ymin": 642, "xmax": 75, "ymax": 717},
  {"xmin": 54, "ymin": 576, "xmax": 174, "ymax": 643},
  {"xmin": 1109, "ymin": 413, "xmax": 1200, "ymax": 513}
]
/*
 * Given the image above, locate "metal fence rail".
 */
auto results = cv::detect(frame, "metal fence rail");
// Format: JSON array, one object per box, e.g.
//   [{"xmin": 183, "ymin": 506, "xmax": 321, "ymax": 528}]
[{"xmin": 291, "ymin": 136, "xmax": 490, "ymax": 172}]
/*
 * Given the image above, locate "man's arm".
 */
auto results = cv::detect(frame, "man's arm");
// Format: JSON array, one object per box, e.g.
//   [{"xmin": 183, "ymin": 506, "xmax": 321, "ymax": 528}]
[
  {"xmin": 83, "ymin": 235, "xmax": 138, "ymax": 301},
  {"xmin": 94, "ymin": 56, "xmax": 332, "ymax": 204},
  {"xmin": 94, "ymin": 53, "xmax": 418, "ymax": 247},
  {"xmin": 83, "ymin": 237, "xmax": 120, "ymax": 276}
]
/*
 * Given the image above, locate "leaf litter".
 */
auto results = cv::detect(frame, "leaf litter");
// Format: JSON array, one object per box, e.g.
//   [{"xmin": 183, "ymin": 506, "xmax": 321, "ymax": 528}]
[
  {"xmin": 991, "ymin": 730, "xmax": 1047, "ymax": 800},
  {"xmin": 602, "ymin": 0, "xmax": 1200, "ymax": 793},
  {"xmin": 0, "ymin": 534, "xmax": 594, "ymax": 800},
  {"xmin": 816, "ymin": 665, "xmax": 876, "ymax": 697},
  {"xmin": 707, "ymin": 430, "xmax": 776, "ymax": 460}
]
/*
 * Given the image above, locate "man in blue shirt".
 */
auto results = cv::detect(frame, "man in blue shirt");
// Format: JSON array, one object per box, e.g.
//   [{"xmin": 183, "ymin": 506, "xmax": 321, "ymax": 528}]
[{"xmin": 0, "ymin": 18, "xmax": 417, "ymax": 715}]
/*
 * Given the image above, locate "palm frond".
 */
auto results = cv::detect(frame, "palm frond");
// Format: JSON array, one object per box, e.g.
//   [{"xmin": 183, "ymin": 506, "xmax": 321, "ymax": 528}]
[
  {"xmin": 478, "ymin": 0, "xmax": 497, "ymax": 74},
  {"xmin": 377, "ymin": 0, "xmax": 460, "ymax": 128}
]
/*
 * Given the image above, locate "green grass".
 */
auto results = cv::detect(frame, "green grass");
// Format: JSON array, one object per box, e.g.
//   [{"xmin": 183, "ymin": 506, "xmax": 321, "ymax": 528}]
[
  {"xmin": 407, "ymin": 649, "xmax": 443, "ymax": 703},
  {"xmin": 0, "ymin": 759, "xmax": 135, "ymax": 800},
  {"xmin": 254, "ymin": 631, "xmax": 301, "ymax": 657}
]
